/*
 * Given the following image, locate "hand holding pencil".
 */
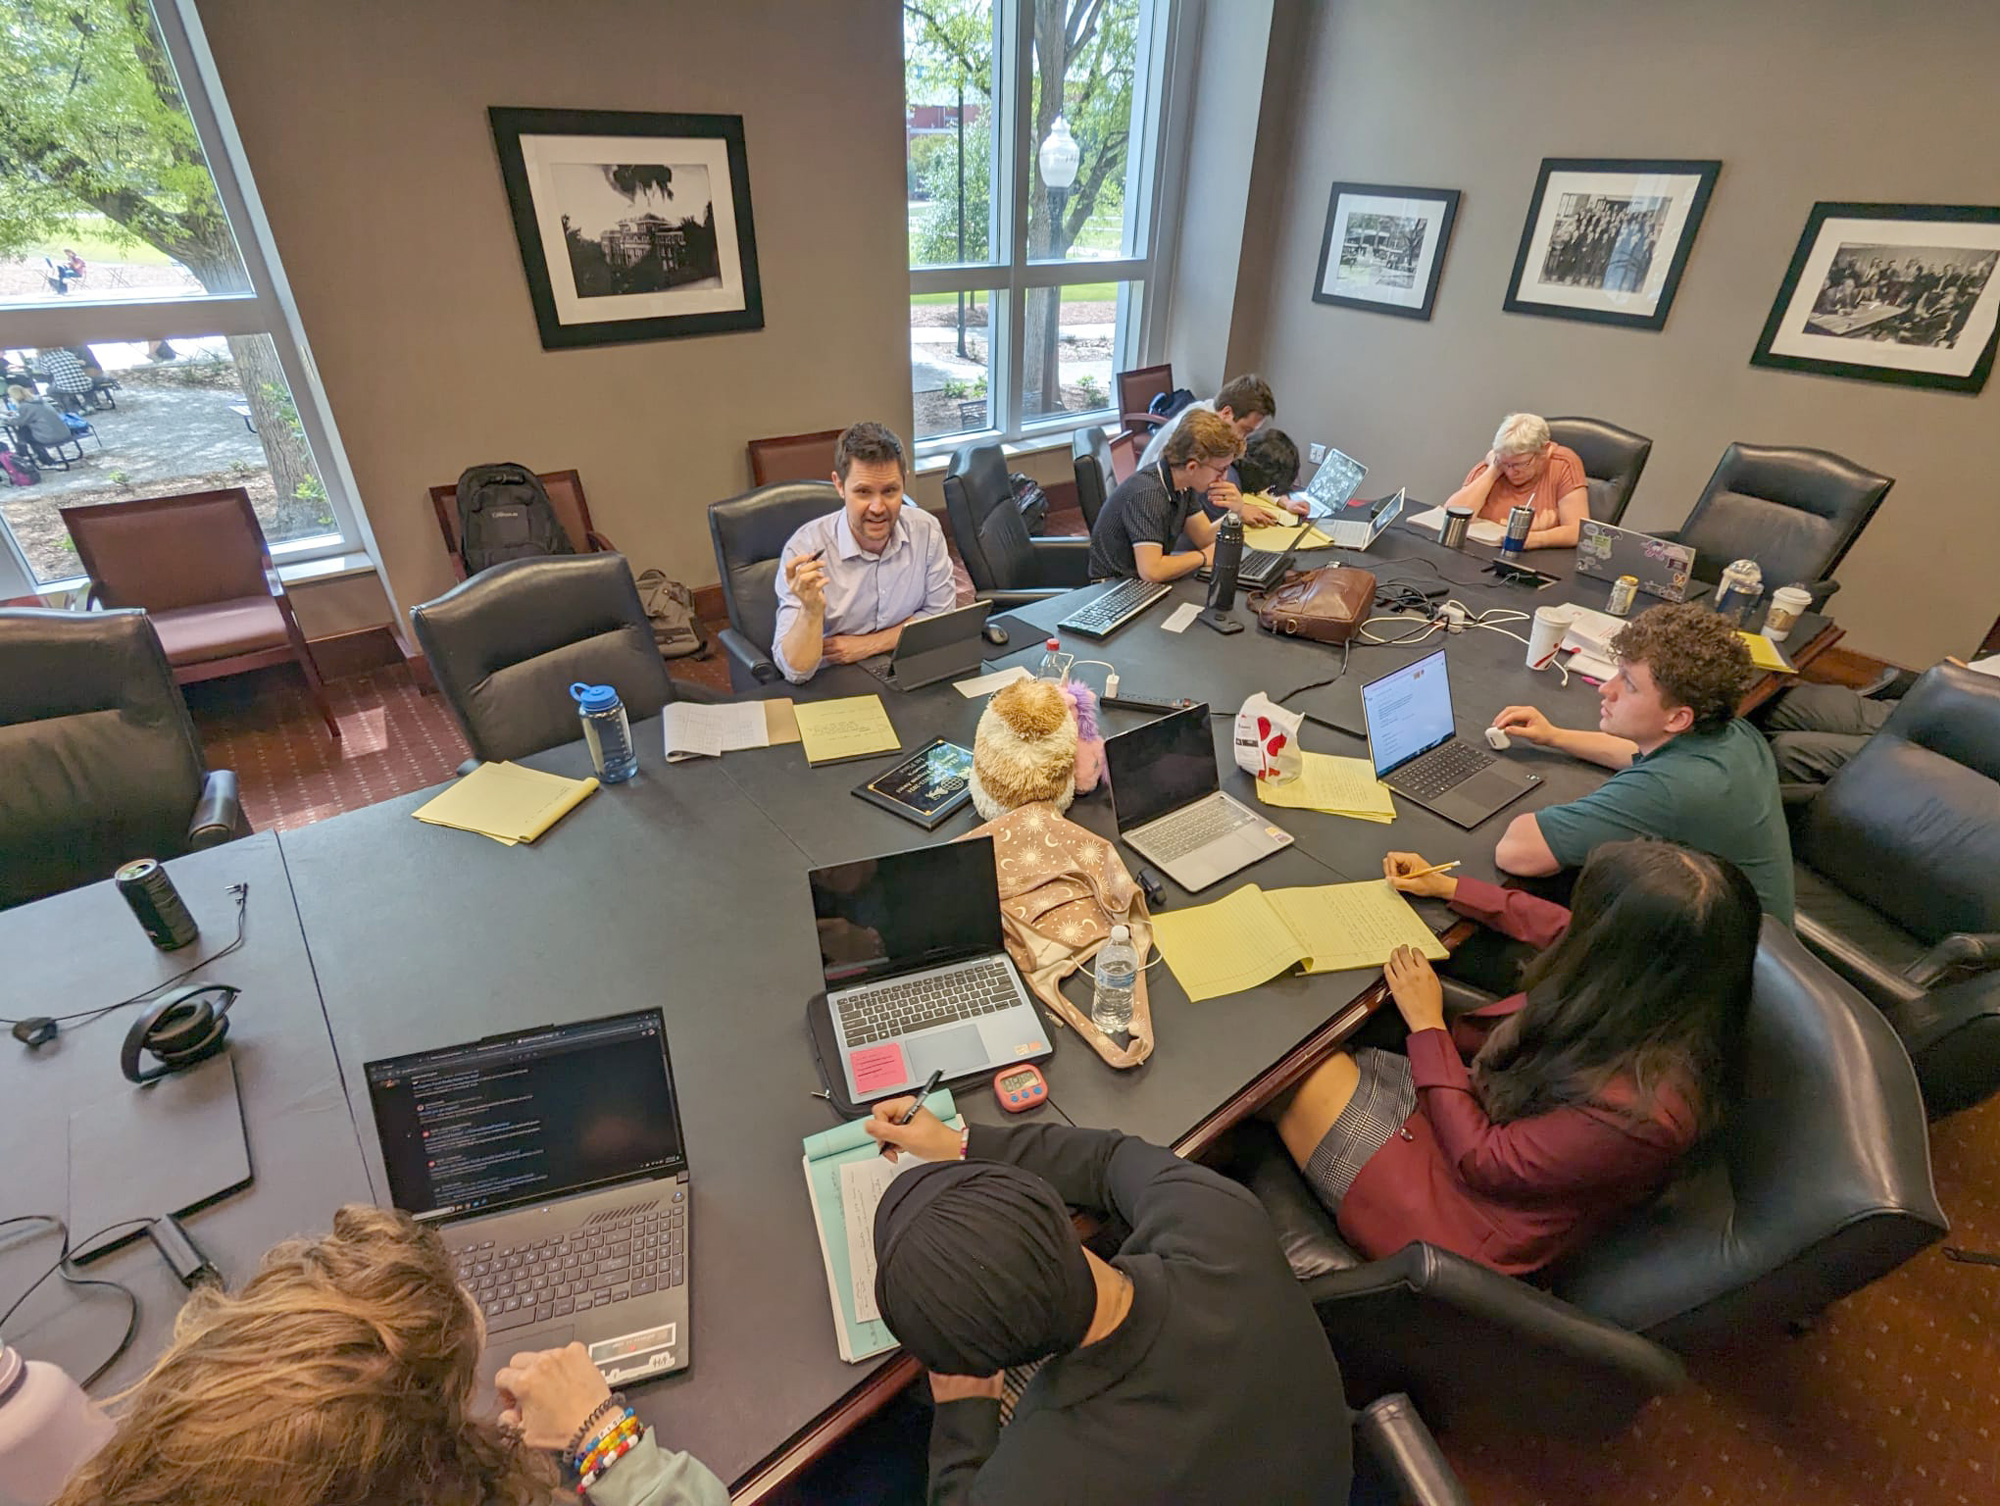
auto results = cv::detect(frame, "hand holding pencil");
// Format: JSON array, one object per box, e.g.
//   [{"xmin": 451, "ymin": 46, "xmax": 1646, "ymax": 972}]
[{"xmin": 1383, "ymin": 852, "xmax": 1461, "ymax": 902}]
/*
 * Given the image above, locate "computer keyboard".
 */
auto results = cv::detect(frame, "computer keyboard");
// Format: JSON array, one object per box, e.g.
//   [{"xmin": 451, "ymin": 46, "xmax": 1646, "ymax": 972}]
[
  {"xmin": 1058, "ymin": 578, "xmax": 1173, "ymax": 638},
  {"xmin": 1143, "ymin": 798, "xmax": 1255, "ymax": 862},
  {"xmin": 1199, "ymin": 546, "xmax": 1290, "ymax": 589},
  {"xmin": 455, "ymin": 1196, "xmax": 687, "ymax": 1334},
  {"xmin": 837, "ymin": 958, "xmax": 1019, "ymax": 1045},
  {"xmin": 1390, "ymin": 740, "xmax": 1495, "ymax": 801}
]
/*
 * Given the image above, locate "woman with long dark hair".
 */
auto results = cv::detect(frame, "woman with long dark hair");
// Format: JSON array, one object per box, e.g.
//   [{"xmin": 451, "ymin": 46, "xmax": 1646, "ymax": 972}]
[{"xmin": 1271, "ymin": 839, "xmax": 1760, "ymax": 1275}]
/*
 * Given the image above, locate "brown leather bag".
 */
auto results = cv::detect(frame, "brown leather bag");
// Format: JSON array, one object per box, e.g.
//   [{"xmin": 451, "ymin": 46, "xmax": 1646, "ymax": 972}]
[{"xmin": 1247, "ymin": 565, "xmax": 1377, "ymax": 644}]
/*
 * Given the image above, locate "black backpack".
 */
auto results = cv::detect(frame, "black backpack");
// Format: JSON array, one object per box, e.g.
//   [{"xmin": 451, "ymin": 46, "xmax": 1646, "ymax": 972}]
[
  {"xmin": 455, "ymin": 463, "xmax": 575, "ymax": 575},
  {"xmin": 1149, "ymin": 387, "xmax": 1197, "ymax": 421}
]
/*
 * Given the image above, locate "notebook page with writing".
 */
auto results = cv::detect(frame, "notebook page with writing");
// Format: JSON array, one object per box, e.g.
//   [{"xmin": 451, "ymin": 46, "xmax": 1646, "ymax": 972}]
[
  {"xmin": 1266, "ymin": 881, "xmax": 1450, "ymax": 974},
  {"xmin": 1149, "ymin": 885, "xmax": 1310, "ymax": 1003}
]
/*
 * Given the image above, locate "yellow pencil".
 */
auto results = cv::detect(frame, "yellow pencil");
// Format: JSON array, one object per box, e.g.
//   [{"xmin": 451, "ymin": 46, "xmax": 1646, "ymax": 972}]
[{"xmin": 1398, "ymin": 860, "xmax": 1460, "ymax": 881}]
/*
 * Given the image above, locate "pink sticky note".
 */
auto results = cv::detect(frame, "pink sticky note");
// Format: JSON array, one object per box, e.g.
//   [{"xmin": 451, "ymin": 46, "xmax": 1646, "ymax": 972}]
[{"xmin": 849, "ymin": 1041, "xmax": 910, "ymax": 1095}]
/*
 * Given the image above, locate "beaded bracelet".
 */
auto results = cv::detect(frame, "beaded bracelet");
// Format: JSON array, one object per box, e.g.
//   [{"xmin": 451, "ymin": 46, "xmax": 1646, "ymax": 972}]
[
  {"xmin": 564, "ymin": 1396, "xmax": 625, "ymax": 1461},
  {"xmin": 577, "ymin": 1429, "xmax": 645, "ymax": 1495},
  {"xmin": 573, "ymin": 1410, "xmax": 639, "ymax": 1474}
]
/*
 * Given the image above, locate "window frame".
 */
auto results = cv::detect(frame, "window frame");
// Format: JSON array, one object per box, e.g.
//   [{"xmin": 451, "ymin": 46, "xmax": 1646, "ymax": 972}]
[
  {"xmin": 907, "ymin": 0, "xmax": 1179, "ymax": 459},
  {"xmin": 0, "ymin": 0, "xmax": 373, "ymax": 599}
]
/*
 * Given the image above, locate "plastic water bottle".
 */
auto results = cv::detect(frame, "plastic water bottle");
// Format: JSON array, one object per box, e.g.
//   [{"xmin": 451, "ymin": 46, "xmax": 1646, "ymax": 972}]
[
  {"xmin": 570, "ymin": 682, "xmax": 637, "ymax": 783},
  {"xmin": 1091, "ymin": 924, "xmax": 1138, "ymax": 1037},
  {"xmin": 0, "ymin": 1341, "xmax": 115, "ymax": 1506},
  {"xmin": 1038, "ymin": 639, "xmax": 1073, "ymax": 685}
]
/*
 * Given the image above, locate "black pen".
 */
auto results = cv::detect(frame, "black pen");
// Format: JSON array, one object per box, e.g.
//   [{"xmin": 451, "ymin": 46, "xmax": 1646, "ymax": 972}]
[{"xmin": 899, "ymin": 1069, "xmax": 944, "ymax": 1124}]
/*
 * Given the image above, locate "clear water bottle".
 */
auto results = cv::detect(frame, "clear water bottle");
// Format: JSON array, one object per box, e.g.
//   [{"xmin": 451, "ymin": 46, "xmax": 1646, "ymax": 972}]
[
  {"xmin": 0, "ymin": 1341, "xmax": 114, "ymax": 1506},
  {"xmin": 1091, "ymin": 924, "xmax": 1138, "ymax": 1037},
  {"xmin": 570, "ymin": 681, "xmax": 637, "ymax": 783},
  {"xmin": 1037, "ymin": 638, "xmax": 1073, "ymax": 685}
]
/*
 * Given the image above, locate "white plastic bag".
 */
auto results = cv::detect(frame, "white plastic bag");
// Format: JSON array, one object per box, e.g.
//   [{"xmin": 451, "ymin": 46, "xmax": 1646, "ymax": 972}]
[{"xmin": 1233, "ymin": 692, "xmax": 1303, "ymax": 784}]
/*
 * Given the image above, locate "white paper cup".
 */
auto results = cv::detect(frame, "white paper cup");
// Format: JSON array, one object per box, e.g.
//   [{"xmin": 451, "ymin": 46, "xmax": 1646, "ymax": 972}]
[
  {"xmin": 1763, "ymin": 584, "xmax": 1812, "ymax": 642},
  {"xmin": 1526, "ymin": 605, "xmax": 1572, "ymax": 669}
]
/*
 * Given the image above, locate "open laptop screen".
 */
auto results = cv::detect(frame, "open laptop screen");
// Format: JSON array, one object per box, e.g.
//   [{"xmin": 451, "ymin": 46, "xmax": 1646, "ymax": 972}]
[
  {"xmin": 366, "ymin": 1009, "xmax": 684, "ymax": 1223},
  {"xmin": 1362, "ymin": 651, "xmax": 1457, "ymax": 778},
  {"xmin": 1106, "ymin": 704, "xmax": 1218, "ymax": 830},
  {"xmin": 811, "ymin": 835, "xmax": 1002, "ymax": 989}
]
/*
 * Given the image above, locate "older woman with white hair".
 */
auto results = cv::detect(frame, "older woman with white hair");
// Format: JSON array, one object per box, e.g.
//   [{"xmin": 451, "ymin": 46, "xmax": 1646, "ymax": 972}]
[{"xmin": 1443, "ymin": 412, "xmax": 1590, "ymax": 549}]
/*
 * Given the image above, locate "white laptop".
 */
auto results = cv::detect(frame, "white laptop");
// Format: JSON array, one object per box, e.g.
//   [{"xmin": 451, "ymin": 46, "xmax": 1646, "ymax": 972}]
[{"xmin": 1105, "ymin": 703, "xmax": 1293, "ymax": 891}]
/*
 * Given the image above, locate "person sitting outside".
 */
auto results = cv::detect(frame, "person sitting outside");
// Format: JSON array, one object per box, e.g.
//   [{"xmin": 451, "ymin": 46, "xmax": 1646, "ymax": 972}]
[
  {"xmin": 864, "ymin": 1109, "xmax": 1351, "ymax": 1504},
  {"xmin": 6, "ymin": 383, "xmax": 72, "ymax": 461},
  {"xmin": 1491, "ymin": 601, "xmax": 1795, "ymax": 923},
  {"xmin": 51, "ymin": 1204, "xmax": 726, "ymax": 1506},
  {"xmin": 34, "ymin": 346, "xmax": 94, "ymax": 414},
  {"xmin": 1086, "ymin": 408, "xmax": 1247, "ymax": 582},
  {"xmin": 1269, "ymin": 841, "xmax": 1757, "ymax": 1276},
  {"xmin": 1442, "ymin": 412, "xmax": 1590, "ymax": 549},
  {"xmin": 772, "ymin": 420, "xmax": 956, "ymax": 684},
  {"xmin": 1136, "ymin": 376, "xmax": 1302, "ymax": 527}
]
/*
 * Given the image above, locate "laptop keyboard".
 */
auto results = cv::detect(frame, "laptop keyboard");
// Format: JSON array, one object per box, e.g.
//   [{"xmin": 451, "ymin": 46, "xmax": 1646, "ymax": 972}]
[
  {"xmin": 455, "ymin": 1193, "xmax": 686, "ymax": 1335},
  {"xmin": 838, "ymin": 958, "xmax": 1019, "ymax": 1046},
  {"xmin": 1392, "ymin": 740, "xmax": 1495, "ymax": 800},
  {"xmin": 1143, "ymin": 798, "xmax": 1255, "ymax": 862},
  {"xmin": 1059, "ymin": 578, "xmax": 1173, "ymax": 637}
]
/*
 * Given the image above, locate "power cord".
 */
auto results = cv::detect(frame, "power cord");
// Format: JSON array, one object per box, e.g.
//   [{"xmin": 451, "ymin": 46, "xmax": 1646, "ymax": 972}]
[{"xmin": 0, "ymin": 1215, "xmax": 151, "ymax": 1389}]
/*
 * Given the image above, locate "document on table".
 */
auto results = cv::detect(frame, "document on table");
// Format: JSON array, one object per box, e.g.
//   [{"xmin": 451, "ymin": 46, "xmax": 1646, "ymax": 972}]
[
  {"xmin": 663, "ymin": 700, "xmax": 780, "ymax": 760},
  {"xmin": 953, "ymin": 664, "xmax": 1033, "ymax": 698},
  {"xmin": 1243, "ymin": 521, "xmax": 1335, "ymax": 552},
  {"xmin": 1737, "ymin": 630, "xmax": 1796, "ymax": 674},
  {"xmin": 1254, "ymin": 752, "xmax": 1396, "ymax": 822},
  {"xmin": 1150, "ymin": 880, "xmax": 1446, "ymax": 1001},
  {"xmin": 838, "ymin": 1153, "xmax": 926, "ymax": 1324},
  {"xmin": 1162, "ymin": 601, "xmax": 1203, "ymax": 634},
  {"xmin": 412, "ymin": 762, "xmax": 598, "ymax": 845},
  {"xmin": 793, "ymin": 695, "xmax": 901, "ymax": 765}
]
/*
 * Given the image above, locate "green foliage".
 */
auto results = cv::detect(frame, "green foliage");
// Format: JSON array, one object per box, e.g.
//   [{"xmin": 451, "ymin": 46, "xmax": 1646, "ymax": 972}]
[
  {"xmin": 912, "ymin": 127, "xmax": 991, "ymax": 265},
  {"xmin": 106, "ymin": 468, "xmax": 130, "ymax": 486},
  {"xmin": 1077, "ymin": 374, "xmax": 1105, "ymax": 405}
]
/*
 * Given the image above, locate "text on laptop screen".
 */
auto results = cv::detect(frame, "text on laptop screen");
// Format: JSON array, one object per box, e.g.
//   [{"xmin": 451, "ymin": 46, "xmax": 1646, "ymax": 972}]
[
  {"xmin": 366, "ymin": 1010, "xmax": 683, "ymax": 1221},
  {"xmin": 1362, "ymin": 651, "xmax": 1457, "ymax": 777},
  {"xmin": 811, "ymin": 835, "xmax": 1002, "ymax": 989},
  {"xmin": 1106, "ymin": 704, "xmax": 1219, "ymax": 830}
]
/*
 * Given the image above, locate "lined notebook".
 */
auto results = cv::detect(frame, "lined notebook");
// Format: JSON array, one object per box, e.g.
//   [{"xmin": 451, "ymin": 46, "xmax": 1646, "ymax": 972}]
[
  {"xmin": 412, "ymin": 762, "xmax": 598, "ymax": 845},
  {"xmin": 802, "ymin": 1089, "xmax": 961, "ymax": 1362},
  {"xmin": 794, "ymin": 695, "xmax": 901, "ymax": 766},
  {"xmin": 1150, "ymin": 880, "xmax": 1448, "ymax": 1002},
  {"xmin": 1254, "ymin": 752, "xmax": 1397, "ymax": 823}
]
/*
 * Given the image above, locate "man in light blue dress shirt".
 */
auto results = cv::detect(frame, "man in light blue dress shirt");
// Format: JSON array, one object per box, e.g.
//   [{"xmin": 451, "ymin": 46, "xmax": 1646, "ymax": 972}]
[{"xmin": 772, "ymin": 421, "xmax": 959, "ymax": 684}]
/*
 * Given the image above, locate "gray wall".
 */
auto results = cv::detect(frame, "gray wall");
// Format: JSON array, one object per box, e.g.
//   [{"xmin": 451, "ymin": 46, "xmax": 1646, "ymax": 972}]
[{"xmin": 1235, "ymin": 0, "xmax": 1999, "ymax": 666}]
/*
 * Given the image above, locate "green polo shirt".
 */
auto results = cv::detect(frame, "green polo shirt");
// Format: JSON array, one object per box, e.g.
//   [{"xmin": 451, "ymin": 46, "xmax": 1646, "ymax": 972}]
[{"xmin": 1534, "ymin": 717, "xmax": 1795, "ymax": 924}]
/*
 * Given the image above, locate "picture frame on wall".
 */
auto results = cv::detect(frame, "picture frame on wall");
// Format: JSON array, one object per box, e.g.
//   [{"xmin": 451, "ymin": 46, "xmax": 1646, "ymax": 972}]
[
  {"xmin": 1503, "ymin": 157, "xmax": 1721, "ymax": 331},
  {"xmin": 1311, "ymin": 182, "xmax": 1462, "ymax": 320},
  {"xmin": 1750, "ymin": 202, "xmax": 2000, "ymax": 393},
  {"xmin": 488, "ymin": 106, "xmax": 764, "ymax": 350}
]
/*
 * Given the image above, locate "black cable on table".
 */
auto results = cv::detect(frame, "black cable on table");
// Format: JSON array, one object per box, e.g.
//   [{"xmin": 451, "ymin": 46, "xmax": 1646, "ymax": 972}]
[{"xmin": 0, "ymin": 1214, "xmax": 152, "ymax": 1388}]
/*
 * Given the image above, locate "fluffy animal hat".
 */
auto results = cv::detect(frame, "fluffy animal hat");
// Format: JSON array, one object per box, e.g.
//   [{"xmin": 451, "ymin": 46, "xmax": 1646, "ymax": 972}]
[{"xmin": 969, "ymin": 679, "xmax": 1079, "ymax": 821}]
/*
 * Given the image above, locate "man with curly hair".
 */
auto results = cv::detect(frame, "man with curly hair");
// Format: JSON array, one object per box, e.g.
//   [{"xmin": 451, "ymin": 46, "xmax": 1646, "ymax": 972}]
[{"xmin": 1490, "ymin": 602, "xmax": 1794, "ymax": 922}]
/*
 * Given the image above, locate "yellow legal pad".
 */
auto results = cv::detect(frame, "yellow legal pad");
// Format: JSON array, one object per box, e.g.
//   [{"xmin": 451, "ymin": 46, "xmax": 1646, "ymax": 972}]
[
  {"xmin": 1150, "ymin": 880, "xmax": 1448, "ymax": 1002},
  {"xmin": 1243, "ymin": 519, "xmax": 1337, "ymax": 553},
  {"xmin": 1254, "ymin": 752, "xmax": 1397, "ymax": 823},
  {"xmin": 793, "ymin": 695, "xmax": 901, "ymax": 766},
  {"xmin": 1737, "ymin": 630, "xmax": 1796, "ymax": 674},
  {"xmin": 412, "ymin": 761, "xmax": 599, "ymax": 846}
]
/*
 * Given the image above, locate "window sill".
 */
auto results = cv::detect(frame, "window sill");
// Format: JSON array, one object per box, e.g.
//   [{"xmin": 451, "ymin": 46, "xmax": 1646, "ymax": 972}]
[{"xmin": 914, "ymin": 422, "xmax": 1107, "ymax": 476}]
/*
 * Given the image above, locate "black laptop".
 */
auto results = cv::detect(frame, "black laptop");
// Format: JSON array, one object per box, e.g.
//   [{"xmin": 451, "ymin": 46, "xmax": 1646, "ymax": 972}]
[
  {"xmin": 858, "ymin": 600, "xmax": 993, "ymax": 690},
  {"xmin": 1359, "ymin": 649, "xmax": 1541, "ymax": 828}
]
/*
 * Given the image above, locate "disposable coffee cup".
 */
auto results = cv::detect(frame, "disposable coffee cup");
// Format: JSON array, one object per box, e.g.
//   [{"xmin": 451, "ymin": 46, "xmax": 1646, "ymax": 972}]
[
  {"xmin": 1763, "ymin": 584, "xmax": 1811, "ymax": 642},
  {"xmin": 1526, "ymin": 605, "xmax": 1572, "ymax": 669}
]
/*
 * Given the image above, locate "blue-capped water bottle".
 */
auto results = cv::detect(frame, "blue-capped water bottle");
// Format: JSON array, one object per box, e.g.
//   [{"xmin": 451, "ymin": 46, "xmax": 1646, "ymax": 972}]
[{"xmin": 570, "ymin": 681, "xmax": 637, "ymax": 783}]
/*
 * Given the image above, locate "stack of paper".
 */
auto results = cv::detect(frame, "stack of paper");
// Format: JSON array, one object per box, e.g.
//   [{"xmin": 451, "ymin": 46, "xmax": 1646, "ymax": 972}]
[
  {"xmin": 1253, "ymin": 752, "xmax": 1396, "ymax": 823},
  {"xmin": 1560, "ymin": 604, "xmax": 1628, "ymax": 682},
  {"xmin": 1408, "ymin": 505, "xmax": 1503, "ymax": 546},
  {"xmin": 663, "ymin": 698, "xmax": 801, "ymax": 760},
  {"xmin": 1243, "ymin": 510, "xmax": 1337, "ymax": 553},
  {"xmin": 794, "ymin": 695, "xmax": 901, "ymax": 765},
  {"xmin": 1738, "ymin": 630, "xmax": 1796, "ymax": 674},
  {"xmin": 1150, "ymin": 880, "xmax": 1449, "ymax": 1002},
  {"xmin": 412, "ymin": 762, "xmax": 598, "ymax": 845}
]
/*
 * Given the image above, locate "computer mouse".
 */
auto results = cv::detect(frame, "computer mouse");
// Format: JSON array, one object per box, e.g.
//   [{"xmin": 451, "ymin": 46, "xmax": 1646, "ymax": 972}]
[
  {"xmin": 982, "ymin": 622, "xmax": 1010, "ymax": 647},
  {"xmin": 1484, "ymin": 726, "xmax": 1511, "ymax": 751}
]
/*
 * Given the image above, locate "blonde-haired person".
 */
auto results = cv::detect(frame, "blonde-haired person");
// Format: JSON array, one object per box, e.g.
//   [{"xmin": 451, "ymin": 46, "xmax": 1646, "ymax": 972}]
[
  {"xmin": 1086, "ymin": 408, "xmax": 1247, "ymax": 582},
  {"xmin": 1443, "ymin": 412, "xmax": 1590, "ymax": 549},
  {"xmin": 6, "ymin": 382, "xmax": 72, "ymax": 456},
  {"xmin": 51, "ymin": 1206, "xmax": 725, "ymax": 1506}
]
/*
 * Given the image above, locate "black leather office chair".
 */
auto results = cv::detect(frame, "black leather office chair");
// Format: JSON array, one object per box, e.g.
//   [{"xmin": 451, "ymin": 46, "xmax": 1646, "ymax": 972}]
[
  {"xmin": 1664, "ymin": 443, "xmax": 1892, "ymax": 606},
  {"xmin": 411, "ymin": 553, "xmax": 702, "ymax": 765},
  {"xmin": 1545, "ymin": 416, "xmax": 1652, "ymax": 526},
  {"xmin": 706, "ymin": 481, "xmax": 841, "ymax": 689},
  {"xmin": 943, "ymin": 442, "xmax": 1092, "ymax": 604},
  {"xmin": 1350, "ymin": 1393, "xmax": 1471, "ymax": 1506},
  {"xmin": 1229, "ymin": 921, "xmax": 1945, "ymax": 1436},
  {"xmin": 1072, "ymin": 427, "xmax": 1114, "ymax": 531},
  {"xmin": 1789, "ymin": 663, "xmax": 2000, "ymax": 1117},
  {"xmin": 0, "ymin": 607, "xmax": 249, "ymax": 910}
]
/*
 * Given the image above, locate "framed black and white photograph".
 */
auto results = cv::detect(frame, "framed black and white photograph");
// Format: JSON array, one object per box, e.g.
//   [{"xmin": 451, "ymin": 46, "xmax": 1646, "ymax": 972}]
[
  {"xmin": 1751, "ymin": 202, "xmax": 2000, "ymax": 393},
  {"xmin": 489, "ymin": 106, "xmax": 764, "ymax": 350},
  {"xmin": 1504, "ymin": 158, "xmax": 1720, "ymax": 331},
  {"xmin": 1312, "ymin": 182, "xmax": 1462, "ymax": 320}
]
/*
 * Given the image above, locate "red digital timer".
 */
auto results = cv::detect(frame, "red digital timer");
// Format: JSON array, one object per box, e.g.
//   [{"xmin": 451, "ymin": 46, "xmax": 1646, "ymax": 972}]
[{"xmin": 993, "ymin": 1063, "xmax": 1049, "ymax": 1113}]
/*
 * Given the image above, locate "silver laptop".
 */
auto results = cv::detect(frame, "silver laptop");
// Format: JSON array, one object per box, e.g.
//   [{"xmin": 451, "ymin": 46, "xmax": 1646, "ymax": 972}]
[
  {"xmin": 812, "ymin": 836, "xmax": 1050, "ymax": 1105},
  {"xmin": 859, "ymin": 600, "xmax": 994, "ymax": 690},
  {"xmin": 365, "ymin": 1010, "xmax": 691, "ymax": 1387},
  {"xmin": 1301, "ymin": 446, "xmax": 1369, "ymax": 519},
  {"xmin": 1575, "ymin": 519, "xmax": 1699, "ymax": 602},
  {"xmin": 1106, "ymin": 703, "xmax": 1293, "ymax": 891},
  {"xmin": 1361, "ymin": 650, "xmax": 1542, "ymax": 829}
]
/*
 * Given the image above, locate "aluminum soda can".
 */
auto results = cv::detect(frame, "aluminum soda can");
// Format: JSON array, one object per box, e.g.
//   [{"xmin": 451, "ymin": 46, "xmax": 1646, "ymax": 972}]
[
  {"xmin": 1607, "ymin": 575, "xmax": 1639, "ymax": 615},
  {"xmin": 116, "ymin": 858, "xmax": 200, "ymax": 950}
]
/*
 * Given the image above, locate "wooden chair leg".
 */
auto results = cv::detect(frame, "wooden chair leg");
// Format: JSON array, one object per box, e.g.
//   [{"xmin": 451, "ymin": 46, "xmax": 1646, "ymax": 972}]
[{"xmin": 295, "ymin": 644, "xmax": 342, "ymax": 740}]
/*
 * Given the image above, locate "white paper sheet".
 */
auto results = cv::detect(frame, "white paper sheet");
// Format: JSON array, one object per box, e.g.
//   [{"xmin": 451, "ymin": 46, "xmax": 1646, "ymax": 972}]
[
  {"xmin": 1162, "ymin": 602, "xmax": 1202, "ymax": 634},
  {"xmin": 838, "ymin": 1152, "xmax": 925, "ymax": 1324},
  {"xmin": 663, "ymin": 701, "xmax": 772, "ymax": 759},
  {"xmin": 952, "ymin": 665, "xmax": 1034, "ymax": 698}
]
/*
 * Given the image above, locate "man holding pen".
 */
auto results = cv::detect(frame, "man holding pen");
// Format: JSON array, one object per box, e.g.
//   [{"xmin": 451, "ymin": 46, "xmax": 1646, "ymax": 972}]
[{"xmin": 773, "ymin": 421, "xmax": 957, "ymax": 684}]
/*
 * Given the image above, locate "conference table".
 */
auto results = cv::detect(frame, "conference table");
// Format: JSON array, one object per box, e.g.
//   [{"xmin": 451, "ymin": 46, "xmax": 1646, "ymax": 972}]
[{"xmin": 0, "ymin": 518, "xmax": 1832, "ymax": 1497}]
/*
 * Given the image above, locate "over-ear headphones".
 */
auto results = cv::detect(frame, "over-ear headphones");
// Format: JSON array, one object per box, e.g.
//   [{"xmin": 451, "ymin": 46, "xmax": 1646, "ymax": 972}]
[{"xmin": 121, "ymin": 984, "xmax": 238, "ymax": 1084}]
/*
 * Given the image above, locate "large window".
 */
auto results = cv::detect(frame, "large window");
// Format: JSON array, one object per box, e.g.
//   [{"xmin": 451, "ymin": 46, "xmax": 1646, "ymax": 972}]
[
  {"xmin": 0, "ymin": 0, "xmax": 360, "ymax": 596},
  {"xmin": 904, "ymin": 0, "xmax": 1168, "ymax": 450}
]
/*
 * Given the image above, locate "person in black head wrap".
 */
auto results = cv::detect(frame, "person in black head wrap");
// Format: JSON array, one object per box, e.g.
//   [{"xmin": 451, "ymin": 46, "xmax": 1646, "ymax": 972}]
[{"xmin": 867, "ymin": 1106, "xmax": 1350, "ymax": 1506}]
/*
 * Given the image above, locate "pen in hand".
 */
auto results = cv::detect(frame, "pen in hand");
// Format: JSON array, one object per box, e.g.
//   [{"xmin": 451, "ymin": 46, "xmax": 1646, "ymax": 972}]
[{"xmin": 899, "ymin": 1069, "xmax": 945, "ymax": 1125}]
